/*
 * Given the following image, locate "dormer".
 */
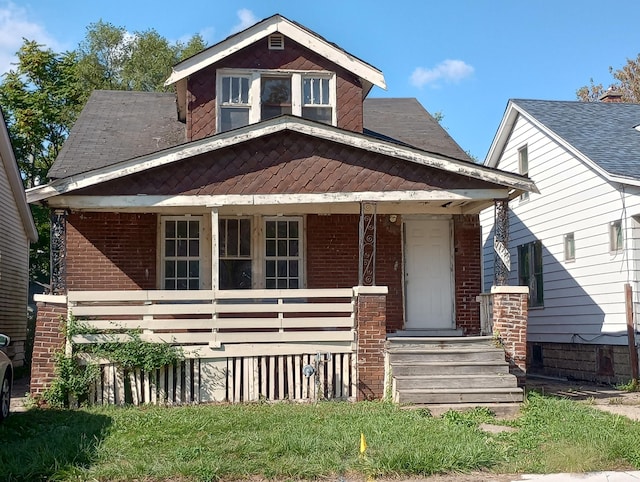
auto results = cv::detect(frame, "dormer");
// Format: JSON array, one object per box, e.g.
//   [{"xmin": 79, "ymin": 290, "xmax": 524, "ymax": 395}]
[{"xmin": 165, "ymin": 14, "xmax": 387, "ymax": 141}]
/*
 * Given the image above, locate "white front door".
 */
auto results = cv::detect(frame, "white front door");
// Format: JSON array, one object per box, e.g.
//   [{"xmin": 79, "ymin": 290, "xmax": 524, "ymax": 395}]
[{"xmin": 404, "ymin": 218, "xmax": 454, "ymax": 329}]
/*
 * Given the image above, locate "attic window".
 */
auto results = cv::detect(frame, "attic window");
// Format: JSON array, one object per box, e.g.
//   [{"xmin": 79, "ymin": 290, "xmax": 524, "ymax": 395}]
[{"xmin": 268, "ymin": 34, "xmax": 284, "ymax": 50}]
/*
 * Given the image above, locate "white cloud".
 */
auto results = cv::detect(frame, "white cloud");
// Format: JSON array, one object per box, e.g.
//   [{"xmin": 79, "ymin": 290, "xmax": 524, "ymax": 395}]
[
  {"xmin": 0, "ymin": 2, "xmax": 61, "ymax": 75},
  {"xmin": 230, "ymin": 8, "xmax": 258, "ymax": 34},
  {"xmin": 410, "ymin": 59, "xmax": 474, "ymax": 88}
]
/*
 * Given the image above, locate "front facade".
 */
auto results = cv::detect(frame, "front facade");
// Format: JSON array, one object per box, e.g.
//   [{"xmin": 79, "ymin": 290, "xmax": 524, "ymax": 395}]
[
  {"xmin": 0, "ymin": 111, "xmax": 38, "ymax": 366},
  {"xmin": 28, "ymin": 15, "xmax": 534, "ymax": 404},
  {"xmin": 481, "ymin": 99, "xmax": 640, "ymax": 384}
]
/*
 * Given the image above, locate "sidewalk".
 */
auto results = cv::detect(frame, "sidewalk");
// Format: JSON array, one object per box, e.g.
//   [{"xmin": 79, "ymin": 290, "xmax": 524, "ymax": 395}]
[{"xmin": 517, "ymin": 472, "xmax": 640, "ymax": 481}]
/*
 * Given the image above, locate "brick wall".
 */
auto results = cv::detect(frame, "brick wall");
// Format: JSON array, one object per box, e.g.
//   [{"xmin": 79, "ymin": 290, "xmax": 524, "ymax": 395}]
[
  {"xmin": 30, "ymin": 302, "xmax": 66, "ymax": 396},
  {"xmin": 453, "ymin": 215, "xmax": 481, "ymax": 334},
  {"xmin": 306, "ymin": 214, "xmax": 403, "ymax": 331},
  {"xmin": 492, "ymin": 286, "xmax": 528, "ymax": 385},
  {"xmin": 529, "ymin": 342, "xmax": 633, "ymax": 384},
  {"xmin": 67, "ymin": 212, "xmax": 157, "ymax": 290},
  {"xmin": 356, "ymin": 291, "xmax": 386, "ymax": 400},
  {"xmin": 187, "ymin": 37, "xmax": 364, "ymax": 140}
]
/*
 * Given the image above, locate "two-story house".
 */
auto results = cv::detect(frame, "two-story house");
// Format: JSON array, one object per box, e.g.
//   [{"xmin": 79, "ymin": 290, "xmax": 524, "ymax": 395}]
[{"xmin": 27, "ymin": 14, "xmax": 534, "ymax": 407}]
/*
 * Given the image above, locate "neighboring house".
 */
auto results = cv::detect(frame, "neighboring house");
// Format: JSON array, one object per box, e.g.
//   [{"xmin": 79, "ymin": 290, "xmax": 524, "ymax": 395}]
[
  {"xmin": 27, "ymin": 15, "xmax": 535, "ymax": 405},
  {"xmin": 0, "ymin": 110, "xmax": 38, "ymax": 366},
  {"xmin": 481, "ymin": 97, "xmax": 640, "ymax": 384}
]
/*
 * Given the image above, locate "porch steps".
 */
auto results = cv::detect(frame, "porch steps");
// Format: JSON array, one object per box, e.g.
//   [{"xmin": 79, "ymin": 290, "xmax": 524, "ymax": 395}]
[{"xmin": 387, "ymin": 336, "xmax": 523, "ymax": 415}]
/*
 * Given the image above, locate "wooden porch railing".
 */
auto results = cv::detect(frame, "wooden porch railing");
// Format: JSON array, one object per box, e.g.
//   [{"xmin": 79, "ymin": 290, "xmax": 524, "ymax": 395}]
[{"xmin": 67, "ymin": 288, "xmax": 358, "ymax": 404}]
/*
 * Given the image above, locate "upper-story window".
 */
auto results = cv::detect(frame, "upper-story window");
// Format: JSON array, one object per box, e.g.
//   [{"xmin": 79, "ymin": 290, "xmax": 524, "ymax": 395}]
[
  {"xmin": 518, "ymin": 145, "xmax": 529, "ymax": 202},
  {"xmin": 217, "ymin": 69, "xmax": 335, "ymax": 132}
]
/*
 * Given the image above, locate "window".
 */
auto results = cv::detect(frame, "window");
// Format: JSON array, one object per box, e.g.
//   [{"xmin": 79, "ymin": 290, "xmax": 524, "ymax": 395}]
[
  {"xmin": 564, "ymin": 233, "xmax": 575, "ymax": 262},
  {"xmin": 162, "ymin": 217, "xmax": 202, "ymax": 290},
  {"xmin": 217, "ymin": 70, "xmax": 335, "ymax": 132},
  {"xmin": 219, "ymin": 75, "xmax": 250, "ymax": 132},
  {"xmin": 264, "ymin": 218, "xmax": 302, "ymax": 289},
  {"xmin": 518, "ymin": 240, "xmax": 543, "ymax": 307},
  {"xmin": 219, "ymin": 218, "xmax": 252, "ymax": 289},
  {"xmin": 518, "ymin": 146, "xmax": 529, "ymax": 201},
  {"xmin": 610, "ymin": 220, "xmax": 623, "ymax": 252}
]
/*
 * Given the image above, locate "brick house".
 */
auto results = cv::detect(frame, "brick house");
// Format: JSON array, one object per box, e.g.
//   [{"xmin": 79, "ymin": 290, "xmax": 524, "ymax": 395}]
[{"xmin": 27, "ymin": 15, "xmax": 534, "ymax": 406}]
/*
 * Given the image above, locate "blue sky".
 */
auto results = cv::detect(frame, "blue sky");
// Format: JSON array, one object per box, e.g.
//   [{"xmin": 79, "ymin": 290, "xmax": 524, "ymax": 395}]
[{"xmin": 3, "ymin": 0, "xmax": 640, "ymax": 160}]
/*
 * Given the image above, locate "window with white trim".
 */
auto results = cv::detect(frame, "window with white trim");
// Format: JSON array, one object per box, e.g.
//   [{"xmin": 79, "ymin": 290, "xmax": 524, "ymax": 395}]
[
  {"xmin": 264, "ymin": 217, "xmax": 302, "ymax": 289},
  {"xmin": 564, "ymin": 233, "xmax": 575, "ymax": 262},
  {"xmin": 518, "ymin": 240, "xmax": 543, "ymax": 307},
  {"xmin": 162, "ymin": 217, "xmax": 202, "ymax": 290},
  {"xmin": 219, "ymin": 217, "xmax": 252, "ymax": 289},
  {"xmin": 518, "ymin": 145, "xmax": 529, "ymax": 202},
  {"xmin": 217, "ymin": 69, "xmax": 335, "ymax": 132},
  {"xmin": 610, "ymin": 220, "xmax": 623, "ymax": 252}
]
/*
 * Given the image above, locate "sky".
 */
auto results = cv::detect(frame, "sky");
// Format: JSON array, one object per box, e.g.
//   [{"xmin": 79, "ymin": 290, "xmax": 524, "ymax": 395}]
[{"xmin": 2, "ymin": 0, "xmax": 640, "ymax": 160}]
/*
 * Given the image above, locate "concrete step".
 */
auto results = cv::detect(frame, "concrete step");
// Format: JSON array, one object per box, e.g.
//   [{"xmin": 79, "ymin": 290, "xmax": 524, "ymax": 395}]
[
  {"xmin": 396, "ymin": 387, "xmax": 524, "ymax": 405},
  {"xmin": 394, "ymin": 374, "xmax": 519, "ymax": 390},
  {"xmin": 402, "ymin": 402, "xmax": 522, "ymax": 418},
  {"xmin": 389, "ymin": 348, "xmax": 506, "ymax": 364},
  {"xmin": 391, "ymin": 361, "xmax": 511, "ymax": 376}
]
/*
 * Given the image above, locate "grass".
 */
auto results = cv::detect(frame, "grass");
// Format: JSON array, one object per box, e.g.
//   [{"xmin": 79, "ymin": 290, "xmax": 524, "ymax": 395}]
[{"xmin": 1, "ymin": 392, "xmax": 640, "ymax": 481}]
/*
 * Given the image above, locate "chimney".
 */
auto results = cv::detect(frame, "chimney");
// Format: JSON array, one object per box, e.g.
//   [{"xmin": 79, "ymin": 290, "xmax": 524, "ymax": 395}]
[{"xmin": 599, "ymin": 88, "xmax": 624, "ymax": 103}]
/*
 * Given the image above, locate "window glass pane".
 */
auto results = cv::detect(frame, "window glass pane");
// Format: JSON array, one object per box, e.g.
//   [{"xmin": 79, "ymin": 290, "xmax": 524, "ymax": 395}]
[
  {"xmin": 289, "ymin": 260, "xmax": 298, "ymax": 277},
  {"xmin": 177, "ymin": 239, "xmax": 187, "ymax": 257},
  {"xmin": 266, "ymin": 279, "xmax": 276, "ymax": 289},
  {"xmin": 277, "ymin": 279, "xmax": 287, "ymax": 289},
  {"xmin": 266, "ymin": 260, "xmax": 276, "ymax": 277},
  {"xmin": 189, "ymin": 221, "xmax": 199, "ymax": 237},
  {"xmin": 277, "ymin": 221, "xmax": 287, "ymax": 237},
  {"xmin": 220, "ymin": 108, "xmax": 249, "ymax": 132},
  {"xmin": 177, "ymin": 279, "xmax": 187, "ymax": 290},
  {"xmin": 189, "ymin": 240, "xmax": 199, "ymax": 257},
  {"xmin": 177, "ymin": 260, "xmax": 187, "ymax": 277},
  {"xmin": 222, "ymin": 77, "xmax": 230, "ymax": 102},
  {"xmin": 303, "ymin": 78, "xmax": 312, "ymax": 104},
  {"xmin": 220, "ymin": 260, "xmax": 252, "ymax": 290},
  {"xmin": 261, "ymin": 77, "xmax": 292, "ymax": 120},
  {"xmin": 321, "ymin": 78, "xmax": 329, "ymax": 103},
  {"xmin": 240, "ymin": 219, "xmax": 251, "ymax": 256},
  {"xmin": 165, "ymin": 220, "xmax": 175, "ymax": 238},
  {"xmin": 266, "ymin": 221, "xmax": 276, "ymax": 238},
  {"xmin": 165, "ymin": 239, "xmax": 175, "ymax": 257},
  {"xmin": 289, "ymin": 279, "xmax": 299, "ymax": 289},
  {"xmin": 165, "ymin": 279, "xmax": 175, "ymax": 290},
  {"xmin": 189, "ymin": 260, "xmax": 199, "ymax": 278},
  {"xmin": 278, "ymin": 240, "xmax": 287, "ymax": 256},
  {"xmin": 165, "ymin": 260, "xmax": 175, "ymax": 278},
  {"xmin": 266, "ymin": 239, "xmax": 276, "ymax": 257},
  {"xmin": 288, "ymin": 221, "xmax": 298, "ymax": 238},
  {"xmin": 289, "ymin": 239, "xmax": 299, "ymax": 256},
  {"xmin": 278, "ymin": 260, "xmax": 287, "ymax": 277},
  {"xmin": 302, "ymin": 106, "xmax": 332, "ymax": 124},
  {"xmin": 227, "ymin": 220, "xmax": 239, "ymax": 256},
  {"xmin": 188, "ymin": 279, "xmax": 199, "ymax": 290}
]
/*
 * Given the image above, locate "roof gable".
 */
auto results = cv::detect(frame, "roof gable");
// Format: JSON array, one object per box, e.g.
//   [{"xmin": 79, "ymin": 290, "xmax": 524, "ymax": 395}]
[
  {"xmin": 164, "ymin": 14, "xmax": 386, "ymax": 92},
  {"xmin": 29, "ymin": 115, "xmax": 535, "ymax": 203},
  {"xmin": 486, "ymin": 99, "xmax": 640, "ymax": 185}
]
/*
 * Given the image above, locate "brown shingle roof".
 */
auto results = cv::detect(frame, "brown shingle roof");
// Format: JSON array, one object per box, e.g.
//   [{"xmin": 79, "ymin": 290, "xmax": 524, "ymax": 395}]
[{"xmin": 48, "ymin": 90, "xmax": 185, "ymax": 179}]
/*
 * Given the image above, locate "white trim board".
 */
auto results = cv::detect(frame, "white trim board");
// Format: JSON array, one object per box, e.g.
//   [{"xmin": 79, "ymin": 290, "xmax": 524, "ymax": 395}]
[{"xmin": 27, "ymin": 116, "xmax": 536, "ymax": 203}]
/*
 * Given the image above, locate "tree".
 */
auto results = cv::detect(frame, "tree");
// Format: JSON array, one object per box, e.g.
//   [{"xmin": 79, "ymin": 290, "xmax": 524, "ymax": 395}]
[
  {"xmin": 0, "ymin": 40, "xmax": 86, "ymax": 282},
  {"xmin": 577, "ymin": 53, "xmax": 640, "ymax": 102}
]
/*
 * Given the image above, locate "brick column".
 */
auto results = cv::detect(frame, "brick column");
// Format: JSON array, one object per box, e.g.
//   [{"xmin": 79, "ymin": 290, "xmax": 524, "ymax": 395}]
[
  {"xmin": 491, "ymin": 286, "xmax": 528, "ymax": 386},
  {"xmin": 30, "ymin": 296, "xmax": 67, "ymax": 396},
  {"xmin": 355, "ymin": 286, "xmax": 388, "ymax": 401}
]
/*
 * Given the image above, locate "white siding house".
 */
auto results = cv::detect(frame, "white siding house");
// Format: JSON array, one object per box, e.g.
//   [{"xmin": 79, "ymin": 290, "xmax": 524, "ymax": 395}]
[
  {"xmin": 481, "ymin": 99, "xmax": 640, "ymax": 383},
  {"xmin": 0, "ymin": 111, "xmax": 38, "ymax": 366}
]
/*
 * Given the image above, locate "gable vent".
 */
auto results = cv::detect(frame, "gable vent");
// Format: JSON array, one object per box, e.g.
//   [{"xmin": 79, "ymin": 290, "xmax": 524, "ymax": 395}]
[{"xmin": 268, "ymin": 34, "xmax": 284, "ymax": 50}]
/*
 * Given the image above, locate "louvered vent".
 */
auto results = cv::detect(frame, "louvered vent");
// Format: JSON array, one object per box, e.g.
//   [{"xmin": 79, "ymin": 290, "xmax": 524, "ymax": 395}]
[{"xmin": 268, "ymin": 34, "xmax": 284, "ymax": 50}]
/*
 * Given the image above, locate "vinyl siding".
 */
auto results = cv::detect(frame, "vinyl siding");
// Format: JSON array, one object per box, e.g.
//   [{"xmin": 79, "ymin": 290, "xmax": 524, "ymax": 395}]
[
  {"xmin": 481, "ymin": 113, "xmax": 638, "ymax": 345},
  {"xmin": 0, "ymin": 152, "xmax": 29, "ymax": 343}
]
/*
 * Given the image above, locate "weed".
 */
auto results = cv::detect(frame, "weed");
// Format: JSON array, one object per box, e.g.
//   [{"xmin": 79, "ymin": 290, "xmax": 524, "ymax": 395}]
[{"xmin": 617, "ymin": 379, "xmax": 640, "ymax": 392}]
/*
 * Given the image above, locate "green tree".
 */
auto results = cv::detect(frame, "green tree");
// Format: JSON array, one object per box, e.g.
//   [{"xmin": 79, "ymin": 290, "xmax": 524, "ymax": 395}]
[{"xmin": 577, "ymin": 53, "xmax": 640, "ymax": 102}]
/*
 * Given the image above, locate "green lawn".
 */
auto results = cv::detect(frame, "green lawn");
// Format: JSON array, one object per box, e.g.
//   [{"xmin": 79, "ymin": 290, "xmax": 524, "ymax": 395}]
[{"xmin": 1, "ymin": 392, "xmax": 640, "ymax": 481}]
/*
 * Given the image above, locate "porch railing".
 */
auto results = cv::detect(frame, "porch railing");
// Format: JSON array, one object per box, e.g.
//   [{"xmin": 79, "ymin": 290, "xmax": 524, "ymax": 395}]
[{"xmin": 67, "ymin": 288, "xmax": 358, "ymax": 404}]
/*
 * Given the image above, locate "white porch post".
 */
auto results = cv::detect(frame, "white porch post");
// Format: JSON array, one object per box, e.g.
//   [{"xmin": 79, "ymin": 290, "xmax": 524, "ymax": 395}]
[{"xmin": 210, "ymin": 207, "xmax": 219, "ymax": 290}]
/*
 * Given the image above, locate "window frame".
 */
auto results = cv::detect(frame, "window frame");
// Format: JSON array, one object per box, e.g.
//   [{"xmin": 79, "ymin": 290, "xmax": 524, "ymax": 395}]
[
  {"xmin": 160, "ymin": 215, "xmax": 205, "ymax": 290},
  {"xmin": 518, "ymin": 240, "xmax": 543, "ymax": 308},
  {"xmin": 610, "ymin": 220, "xmax": 623, "ymax": 253},
  {"xmin": 564, "ymin": 232, "xmax": 575, "ymax": 262},
  {"xmin": 219, "ymin": 217, "xmax": 254, "ymax": 290},
  {"xmin": 263, "ymin": 216, "xmax": 304, "ymax": 290},
  {"xmin": 216, "ymin": 69, "xmax": 336, "ymax": 132}
]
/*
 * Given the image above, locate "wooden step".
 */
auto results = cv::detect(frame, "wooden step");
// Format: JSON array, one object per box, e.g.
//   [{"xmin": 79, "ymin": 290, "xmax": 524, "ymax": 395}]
[
  {"xmin": 389, "ymin": 348, "xmax": 506, "ymax": 364},
  {"xmin": 391, "ymin": 361, "xmax": 511, "ymax": 376},
  {"xmin": 394, "ymin": 374, "xmax": 519, "ymax": 390},
  {"xmin": 387, "ymin": 336, "xmax": 496, "ymax": 351},
  {"xmin": 396, "ymin": 387, "xmax": 524, "ymax": 405}
]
